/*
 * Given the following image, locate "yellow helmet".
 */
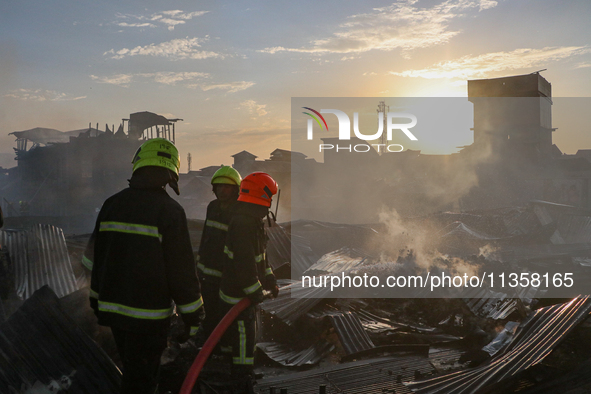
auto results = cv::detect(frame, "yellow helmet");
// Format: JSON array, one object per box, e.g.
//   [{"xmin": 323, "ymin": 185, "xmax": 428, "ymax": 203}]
[
  {"xmin": 131, "ymin": 138, "xmax": 180, "ymax": 177},
  {"xmin": 211, "ymin": 166, "xmax": 242, "ymax": 186}
]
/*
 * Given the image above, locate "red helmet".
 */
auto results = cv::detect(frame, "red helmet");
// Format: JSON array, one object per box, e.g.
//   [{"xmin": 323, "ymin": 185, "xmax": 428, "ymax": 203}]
[{"xmin": 238, "ymin": 172, "xmax": 278, "ymax": 207}]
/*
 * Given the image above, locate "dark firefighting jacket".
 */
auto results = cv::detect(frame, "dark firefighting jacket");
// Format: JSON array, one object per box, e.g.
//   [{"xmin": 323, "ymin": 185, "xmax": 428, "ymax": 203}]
[
  {"xmin": 197, "ymin": 199, "xmax": 236, "ymax": 279},
  {"xmin": 83, "ymin": 186, "xmax": 204, "ymax": 334},
  {"xmin": 219, "ymin": 201, "xmax": 276, "ymax": 305}
]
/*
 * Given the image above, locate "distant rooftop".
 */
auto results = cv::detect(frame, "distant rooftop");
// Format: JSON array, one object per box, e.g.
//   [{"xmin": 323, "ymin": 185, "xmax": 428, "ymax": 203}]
[{"xmin": 468, "ymin": 72, "xmax": 551, "ymax": 99}]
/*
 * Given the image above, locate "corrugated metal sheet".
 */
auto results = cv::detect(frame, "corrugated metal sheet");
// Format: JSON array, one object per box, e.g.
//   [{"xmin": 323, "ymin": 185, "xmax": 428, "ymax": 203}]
[
  {"xmin": 0, "ymin": 298, "xmax": 6, "ymax": 323},
  {"xmin": 255, "ymin": 354, "xmax": 434, "ymax": 394},
  {"xmin": 462, "ymin": 287, "xmax": 523, "ymax": 320},
  {"xmin": 430, "ymin": 212, "xmax": 506, "ymax": 238},
  {"xmin": 0, "ymin": 228, "xmax": 28, "ymax": 298},
  {"xmin": 501, "ymin": 206, "xmax": 542, "ymax": 236},
  {"xmin": 266, "ymin": 225, "xmax": 318, "ymax": 276},
  {"xmin": 0, "ymin": 224, "xmax": 78, "ymax": 300},
  {"xmin": 28, "ymin": 224, "xmax": 78, "ymax": 299},
  {"xmin": 289, "ymin": 219, "xmax": 381, "ymax": 259},
  {"xmin": 519, "ymin": 358, "xmax": 591, "ymax": 394},
  {"xmin": 499, "ymin": 243, "xmax": 591, "ymax": 263},
  {"xmin": 438, "ymin": 222, "xmax": 499, "ymax": 240},
  {"xmin": 304, "ymin": 247, "xmax": 374, "ymax": 276},
  {"xmin": 260, "ymin": 281, "xmax": 330, "ymax": 326},
  {"xmin": 0, "ymin": 285, "xmax": 120, "ymax": 393},
  {"xmin": 257, "ymin": 340, "xmax": 335, "ymax": 367},
  {"xmin": 556, "ymin": 214, "xmax": 591, "ymax": 244},
  {"xmin": 326, "ymin": 311, "xmax": 374, "ymax": 355},
  {"xmin": 407, "ymin": 296, "xmax": 591, "ymax": 394}
]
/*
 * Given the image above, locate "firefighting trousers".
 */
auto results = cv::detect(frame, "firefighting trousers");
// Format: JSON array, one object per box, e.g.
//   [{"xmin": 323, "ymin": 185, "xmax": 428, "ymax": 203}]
[
  {"xmin": 199, "ymin": 275, "xmax": 222, "ymax": 340},
  {"xmin": 111, "ymin": 327, "xmax": 168, "ymax": 394},
  {"xmin": 219, "ymin": 302, "xmax": 256, "ymax": 367}
]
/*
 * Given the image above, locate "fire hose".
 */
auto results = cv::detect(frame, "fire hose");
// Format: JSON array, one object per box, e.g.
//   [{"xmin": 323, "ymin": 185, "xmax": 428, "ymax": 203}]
[{"xmin": 179, "ymin": 291, "xmax": 270, "ymax": 394}]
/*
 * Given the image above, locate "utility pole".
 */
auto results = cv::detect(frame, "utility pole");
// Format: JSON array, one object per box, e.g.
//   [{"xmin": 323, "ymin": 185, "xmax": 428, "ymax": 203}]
[
  {"xmin": 377, "ymin": 101, "xmax": 389, "ymax": 149},
  {"xmin": 187, "ymin": 153, "xmax": 192, "ymax": 173}
]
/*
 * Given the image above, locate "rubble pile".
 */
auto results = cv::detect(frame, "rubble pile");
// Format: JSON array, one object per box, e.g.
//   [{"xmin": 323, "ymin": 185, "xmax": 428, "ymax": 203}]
[{"xmin": 2, "ymin": 200, "xmax": 591, "ymax": 393}]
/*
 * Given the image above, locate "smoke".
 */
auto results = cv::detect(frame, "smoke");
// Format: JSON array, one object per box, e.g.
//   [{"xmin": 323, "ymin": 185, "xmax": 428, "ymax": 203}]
[
  {"xmin": 357, "ymin": 206, "xmax": 483, "ymax": 280},
  {"xmin": 478, "ymin": 244, "xmax": 500, "ymax": 261}
]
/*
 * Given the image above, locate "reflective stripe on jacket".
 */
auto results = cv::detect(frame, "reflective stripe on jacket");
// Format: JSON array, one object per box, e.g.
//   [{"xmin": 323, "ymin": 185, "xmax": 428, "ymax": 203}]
[
  {"xmin": 86, "ymin": 186, "xmax": 204, "ymax": 333},
  {"xmin": 219, "ymin": 201, "xmax": 276, "ymax": 304},
  {"xmin": 197, "ymin": 199, "xmax": 236, "ymax": 279}
]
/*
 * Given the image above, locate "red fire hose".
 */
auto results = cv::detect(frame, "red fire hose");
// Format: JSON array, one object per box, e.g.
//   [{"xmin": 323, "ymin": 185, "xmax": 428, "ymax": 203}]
[{"xmin": 179, "ymin": 297, "xmax": 252, "ymax": 394}]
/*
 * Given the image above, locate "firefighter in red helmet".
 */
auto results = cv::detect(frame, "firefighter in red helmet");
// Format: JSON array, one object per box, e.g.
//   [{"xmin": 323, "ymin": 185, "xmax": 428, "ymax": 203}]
[{"xmin": 219, "ymin": 172, "xmax": 279, "ymax": 392}]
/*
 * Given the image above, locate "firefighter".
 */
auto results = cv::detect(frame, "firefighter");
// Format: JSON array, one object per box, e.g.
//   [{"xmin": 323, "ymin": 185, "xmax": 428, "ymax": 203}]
[
  {"xmin": 219, "ymin": 172, "xmax": 279, "ymax": 392},
  {"xmin": 196, "ymin": 165, "xmax": 241, "ymax": 344},
  {"xmin": 82, "ymin": 138, "xmax": 204, "ymax": 394}
]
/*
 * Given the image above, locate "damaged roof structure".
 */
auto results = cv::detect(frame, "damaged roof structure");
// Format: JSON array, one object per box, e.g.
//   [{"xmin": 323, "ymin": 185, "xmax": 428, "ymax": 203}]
[
  {"xmin": 249, "ymin": 199, "xmax": 591, "ymax": 393},
  {"xmin": 1, "ymin": 112, "xmax": 182, "ymax": 233},
  {"xmin": 2, "ymin": 74, "xmax": 591, "ymax": 393},
  {"xmin": 0, "ymin": 286, "xmax": 121, "ymax": 393}
]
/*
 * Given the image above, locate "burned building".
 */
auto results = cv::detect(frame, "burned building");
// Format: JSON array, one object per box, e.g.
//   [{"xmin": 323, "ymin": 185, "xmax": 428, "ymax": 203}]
[
  {"xmin": 1, "ymin": 112, "xmax": 181, "ymax": 232},
  {"xmin": 462, "ymin": 73, "xmax": 591, "ymax": 211},
  {"xmin": 468, "ymin": 72, "xmax": 554, "ymax": 161}
]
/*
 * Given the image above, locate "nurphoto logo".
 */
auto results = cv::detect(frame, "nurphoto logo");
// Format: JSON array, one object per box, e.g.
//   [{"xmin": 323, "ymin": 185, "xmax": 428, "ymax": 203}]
[{"xmin": 303, "ymin": 107, "xmax": 418, "ymax": 153}]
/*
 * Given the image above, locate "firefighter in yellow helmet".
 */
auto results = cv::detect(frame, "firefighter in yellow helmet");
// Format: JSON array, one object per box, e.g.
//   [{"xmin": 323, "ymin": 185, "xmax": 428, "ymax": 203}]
[
  {"xmin": 83, "ymin": 138, "xmax": 204, "ymax": 394},
  {"xmin": 196, "ymin": 165, "xmax": 241, "ymax": 346}
]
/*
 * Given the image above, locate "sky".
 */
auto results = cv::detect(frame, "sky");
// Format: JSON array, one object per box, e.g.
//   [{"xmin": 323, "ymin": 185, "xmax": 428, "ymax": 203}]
[{"xmin": 1, "ymin": 0, "xmax": 590, "ymax": 171}]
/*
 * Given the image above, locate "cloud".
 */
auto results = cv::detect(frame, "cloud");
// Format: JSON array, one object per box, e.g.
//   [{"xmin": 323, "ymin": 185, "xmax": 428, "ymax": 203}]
[
  {"xmin": 90, "ymin": 74, "xmax": 135, "ymax": 86},
  {"xmin": 389, "ymin": 46, "xmax": 590, "ymax": 79},
  {"xmin": 104, "ymin": 37, "xmax": 222, "ymax": 60},
  {"xmin": 115, "ymin": 10, "xmax": 208, "ymax": 31},
  {"xmin": 90, "ymin": 73, "xmax": 252, "ymax": 94},
  {"xmin": 162, "ymin": 10, "xmax": 209, "ymax": 19},
  {"xmin": 478, "ymin": 0, "xmax": 497, "ymax": 10},
  {"xmin": 259, "ymin": 0, "xmax": 498, "ymax": 56},
  {"xmin": 241, "ymin": 100, "xmax": 268, "ymax": 117},
  {"xmin": 116, "ymin": 22, "xmax": 156, "ymax": 28},
  {"xmin": 90, "ymin": 72, "xmax": 209, "ymax": 87},
  {"xmin": 4, "ymin": 89, "xmax": 86, "ymax": 101},
  {"xmin": 195, "ymin": 81, "xmax": 255, "ymax": 93},
  {"xmin": 159, "ymin": 18, "xmax": 186, "ymax": 31}
]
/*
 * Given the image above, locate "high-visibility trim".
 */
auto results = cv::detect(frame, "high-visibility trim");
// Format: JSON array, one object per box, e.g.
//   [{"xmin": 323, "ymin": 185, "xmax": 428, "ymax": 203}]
[
  {"xmin": 265, "ymin": 267, "xmax": 274, "ymax": 276},
  {"xmin": 190, "ymin": 326, "xmax": 200, "ymax": 336},
  {"xmin": 233, "ymin": 357, "xmax": 254, "ymax": 365},
  {"xmin": 219, "ymin": 290, "xmax": 243, "ymax": 305},
  {"xmin": 224, "ymin": 246, "xmax": 234, "ymax": 259},
  {"xmin": 206, "ymin": 220, "xmax": 229, "ymax": 232},
  {"xmin": 82, "ymin": 255, "xmax": 93, "ymax": 270},
  {"xmin": 99, "ymin": 221, "xmax": 162, "ymax": 241},
  {"xmin": 225, "ymin": 247, "xmax": 263, "ymax": 263},
  {"xmin": 98, "ymin": 301, "xmax": 173, "ymax": 320},
  {"xmin": 197, "ymin": 262, "xmax": 222, "ymax": 278},
  {"xmin": 177, "ymin": 296, "xmax": 204, "ymax": 314},
  {"xmin": 89, "ymin": 289, "xmax": 99, "ymax": 299},
  {"xmin": 243, "ymin": 281, "xmax": 262, "ymax": 295},
  {"xmin": 232, "ymin": 320, "xmax": 254, "ymax": 365}
]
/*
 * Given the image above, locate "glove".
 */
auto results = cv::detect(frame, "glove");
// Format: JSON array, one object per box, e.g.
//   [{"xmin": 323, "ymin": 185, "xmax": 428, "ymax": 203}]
[
  {"xmin": 264, "ymin": 274, "xmax": 277, "ymax": 294},
  {"xmin": 178, "ymin": 324, "xmax": 202, "ymax": 344},
  {"xmin": 248, "ymin": 288, "xmax": 265, "ymax": 305},
  {"xmin": 270, "ymin": 285, "xmax": 279, "ymax": 298},
  {"xmin": 178, "ymin": 306, "xmax": 205, "ymax": 343},
  {"xmin": 177, "ymin": 324, "xmax": 192, "ymax": 344},
  {"xmin": 196, "ymin": 305, "xmax": 206, "ymax": 322}
]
